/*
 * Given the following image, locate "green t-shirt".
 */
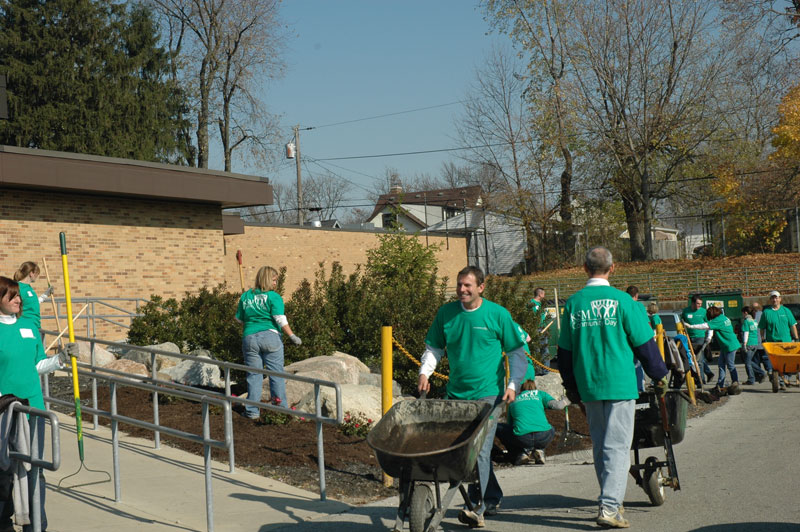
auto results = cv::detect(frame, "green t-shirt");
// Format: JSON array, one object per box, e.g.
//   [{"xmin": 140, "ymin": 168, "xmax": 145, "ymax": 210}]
[
  {"xmin": 557, "ymin": 284, "xmax": 654, "ymax": 401},
  {"xmin": 426, "ymin": 299, "xmax": 523, "ymax": 400},
  {"xmin": 681, "ymin": 306, "xmax": 707, "ymax": 339},
  {"xmin": 18, "ymin": 281, "xmax": 42, "ymax": 329},
  {"xmin": 649, "ymin": 313, "xmax": 662, "ymax": 330},
  {"xmin": 0, "ymin": 317, "xmax": 46, "ymax": 410},
  {"xmin": 759, "ymin": 306, "xmax": 797, "ymax": 342},
  {"xmin": 235, "ymin": 289, "xmax": 285, "ymax": 337},
  {"xmin": 530, "ymin": 298, "xmax": 547, "ymax": 328},
  {"xmin": 508, "ymin": 389, "xmax": 555, "ymax": 435},
  {"xmin": 743, "ymin": 317, "xmax": 759, "ymax": 347},
  {"xmin": 707, "ymin": 314, "xmax": 741, "ymax": 352}
]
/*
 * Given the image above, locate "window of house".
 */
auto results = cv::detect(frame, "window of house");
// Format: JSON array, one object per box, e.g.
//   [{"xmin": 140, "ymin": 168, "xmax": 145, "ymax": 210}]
[{"xmin": 382, "ymin": 212, "xmax": 399, "ymax": 229}]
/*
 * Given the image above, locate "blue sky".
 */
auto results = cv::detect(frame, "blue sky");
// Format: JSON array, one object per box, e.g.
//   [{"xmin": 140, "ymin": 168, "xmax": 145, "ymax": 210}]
[{"xmin": 249, "ymin": 0, "xmax": 507, "ymax": 207}]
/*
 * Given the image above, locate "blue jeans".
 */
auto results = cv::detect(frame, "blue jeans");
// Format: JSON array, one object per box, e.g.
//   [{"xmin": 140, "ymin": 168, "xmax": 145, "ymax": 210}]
[
  {"xmin": 462, "ymin": 395, "xmax": 503, "ymax": 515},
  {"xmin": 495, "ymin": 423, "xmax": 555, "ymax": 455},
  {"xmin": 743, "ymin": 346, "xmax": 765, "ymax": 382},
  {"xmin": 585, "ymin": 400, "xmax": 635, "ymax": 511},
  {"xmin": 691, "ymin": 338, "xmax": 714, "ymax": 380},
  {"xmin": 717, "ymin": 350, "xmax": 739, "ymax": 387},
  {"xmin": 754, "ymin": 348, "xmax": 773, "ymax": 373},
  {"xmin": 243, "ymin": 330, "xmax": 287, "ymax": 417}
]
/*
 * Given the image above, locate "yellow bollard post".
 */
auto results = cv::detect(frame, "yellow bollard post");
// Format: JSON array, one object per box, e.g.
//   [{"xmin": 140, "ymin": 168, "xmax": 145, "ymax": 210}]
[
  {"xmin": 656, "ymin": 324, "xmax": 665, "ymax": 362},
  {"xmin": 381, "ymin": 326, "xmax": 393, "ymax": 487}
]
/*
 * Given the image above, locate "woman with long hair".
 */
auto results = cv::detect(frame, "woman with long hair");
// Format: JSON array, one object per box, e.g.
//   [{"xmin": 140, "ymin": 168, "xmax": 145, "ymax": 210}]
[
  {"xmin": 235, "ymin": 266, "xmax": 301, "ymax": 419},
  {"xmin": 13, "ymin": 262, "xmax": 54, "ymax": 330}
]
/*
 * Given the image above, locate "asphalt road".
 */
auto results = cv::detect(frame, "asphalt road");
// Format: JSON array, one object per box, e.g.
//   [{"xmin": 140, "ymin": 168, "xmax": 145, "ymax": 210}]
[{"xmin": 283, "ymin": 378, "xmax": 800, "ymax": 531}]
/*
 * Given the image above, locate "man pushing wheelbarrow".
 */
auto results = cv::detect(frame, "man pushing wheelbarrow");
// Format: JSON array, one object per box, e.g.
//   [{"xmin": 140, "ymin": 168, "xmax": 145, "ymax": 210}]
[
  {"xmin": 415, "ymin": 266, "xmax": 527, "ymax": 529},
  {"xmin": 759, "ymin": 290, "xmax": 799, "ymax": 389}
]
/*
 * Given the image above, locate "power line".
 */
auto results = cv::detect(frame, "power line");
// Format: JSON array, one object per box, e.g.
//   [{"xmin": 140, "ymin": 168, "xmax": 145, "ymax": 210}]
[
  {"xmin": 315, "ymin": 142, "xmax": 510, "ymax": 161},
  {"xmin": 307, "ymin": 100, "xmax": 467, "ymax": 130}
]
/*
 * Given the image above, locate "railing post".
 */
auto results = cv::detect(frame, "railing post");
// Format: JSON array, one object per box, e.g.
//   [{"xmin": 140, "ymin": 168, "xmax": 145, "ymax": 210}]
[
  {"xmin": 30, "ymin": 416, "xmax": 42, "ymax": 532},
  {"xmin": 224, "ymin": 367, "xmax": 235, "ymax": 473},
  {"xmin": 111, "ymin": 381, "xmax": 121, "ymax": 502},
  {"xmin": 151, "ymin": 350, "xmax": 160, "ymax": 450},
  {"xmin": 91, "ymin": 339, "xmax": 98, "ymax": 430},
  {"xmin": 202, "ymin": 401, "xmax": 215, "ymax": 532},
  {"xmin": 316, "ymin": 383, "xmax": 326, "ymax": 501}
]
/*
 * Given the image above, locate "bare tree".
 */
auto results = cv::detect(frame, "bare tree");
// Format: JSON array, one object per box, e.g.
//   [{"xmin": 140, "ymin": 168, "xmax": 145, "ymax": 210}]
[
  {"xmin": 455, "ymin": 46, "xmax": 561, "ymax": 270},
  {"xmin": 147, "ymin": 0, "xmax": 286, "ymax": 170},
  {"xmin": 281, "ymin": 172, "xmax": 352, "ymax": 223}
]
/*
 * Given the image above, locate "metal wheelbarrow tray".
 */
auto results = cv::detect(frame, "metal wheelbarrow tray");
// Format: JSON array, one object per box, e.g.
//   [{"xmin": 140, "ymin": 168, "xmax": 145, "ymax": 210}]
[
  {"xmin": 763, "ymin": 342, "xmax": 800, "ymax": 392},
  {"xmin": 367, "ymin": 399, "xmax": 498, "ymax": 532},
  {"xmin": 629, "ymin": 390, "xmax": 688, "ymax": 506}
]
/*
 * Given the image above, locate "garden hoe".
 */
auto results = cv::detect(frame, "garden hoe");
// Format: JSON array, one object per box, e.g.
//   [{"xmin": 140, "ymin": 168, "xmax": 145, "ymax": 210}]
[{"xmin": 56, "ymin": 232, "xmax": 111, "ymax": 489}]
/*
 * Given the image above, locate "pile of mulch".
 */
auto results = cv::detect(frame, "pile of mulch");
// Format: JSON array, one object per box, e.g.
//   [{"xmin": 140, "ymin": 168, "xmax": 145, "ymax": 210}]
[{"xmin": 46, "ymin": 377, "xmax": 723, "ymax": 504}]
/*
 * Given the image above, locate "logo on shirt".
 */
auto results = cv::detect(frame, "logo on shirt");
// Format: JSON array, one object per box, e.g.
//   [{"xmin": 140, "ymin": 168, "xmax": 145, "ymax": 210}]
[
  {"xmin": 242, "ymin": 294, "xmax": 270, "ymax": 310},
  {"xmin": 571, "ymin": 299, "xmax": 619, "ymax": 329}
]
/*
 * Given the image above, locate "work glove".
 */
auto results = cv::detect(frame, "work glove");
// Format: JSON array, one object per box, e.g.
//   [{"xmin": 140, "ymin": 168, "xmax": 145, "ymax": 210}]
[
  {"xmin": 565, "ymin": 388, "xmax": 581, "ymax": 405},
  {"xmin": 58, "ymin": 342, "xmax": 79, "ymax": 367},
  {"xmin": 43, "ymin": 285, "xmax": 54, "ymax": 298},
  {"xmin": 289, "ymin": 334, "xmax": 302, "ymax": 345},
  {"xmin": 654, "ymin": 376, "xmax": 669, "ymax": 398}
]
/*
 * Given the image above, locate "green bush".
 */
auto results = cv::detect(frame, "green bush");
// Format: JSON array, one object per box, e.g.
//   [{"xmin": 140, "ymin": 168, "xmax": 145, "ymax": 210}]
[{"xmin": 128, "ymin": 284, "xmax": 244, "ymax": 381}]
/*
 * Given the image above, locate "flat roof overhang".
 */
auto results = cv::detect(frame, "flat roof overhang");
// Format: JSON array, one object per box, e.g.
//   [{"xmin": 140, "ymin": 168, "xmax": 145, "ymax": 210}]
[{"xmin": 0, "ymin": 145, "xmax": 272, "ymax": 208}]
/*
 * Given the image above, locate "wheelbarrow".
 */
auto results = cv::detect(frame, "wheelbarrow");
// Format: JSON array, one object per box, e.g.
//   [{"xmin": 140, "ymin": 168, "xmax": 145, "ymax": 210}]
[
  {"xmin": 763, "ymin": 342, "xmax": 800, "ymax": 393},
  {"xmin": 366, "ymin": 399, "xmax": 502, "ymax": 532},
  {"xmin": 629, "ymin": 390, "xmax": 688, "ymax": 506}
]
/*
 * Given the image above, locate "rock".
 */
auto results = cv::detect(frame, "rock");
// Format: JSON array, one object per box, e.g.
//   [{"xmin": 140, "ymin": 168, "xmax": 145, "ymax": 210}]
[
  {"xmin": 293, "ymin": 383, "xmax": 403, "ymax": 422},
  {"xmin": 282, "ymin": 369, "xmax": 331, "ymax": 406},
  {"xmin": 285, "ymin": 356, "xmax": 362, "ymax": 386},
  {"xmin": 162, "ymin": 349, "xmax": 224, "ymax": 388},
  {"xmin": 533, "ymin": 371, "xmax": 566, "ymax": 400},
  {"xmin": 331, "ymin": 351, "xmax": 370, "ymax": 374},
  {"xmin": 123, "ymin": 342, "xmax": 181, "ymax": 371},
  {"xmin": 357, "ymin": 372, "xmax": 402, "ymax": 396},
  {"xmin": 103, "ymin": 359, "xmax": 149, "ymax": 379},
  {"xmin": 73, "ymin": 341, "xmax": 117, "ymax": 367}
]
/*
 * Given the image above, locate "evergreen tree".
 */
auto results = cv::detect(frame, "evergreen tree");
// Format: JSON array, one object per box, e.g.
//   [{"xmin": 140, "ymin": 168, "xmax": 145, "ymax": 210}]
[{"xmin": 0, "ymin": 0, "xmax": 191, "ymax": 163}]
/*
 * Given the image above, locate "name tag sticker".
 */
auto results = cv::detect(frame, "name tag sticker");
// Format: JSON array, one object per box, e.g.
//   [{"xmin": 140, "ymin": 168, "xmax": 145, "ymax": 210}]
[
  {"xmin": 19, "ymin": 328, "xmax": 35, "ymax": 339},
  {"xmin": 27, "ymin": 291, "xmax": 33, "ymax": 297}
]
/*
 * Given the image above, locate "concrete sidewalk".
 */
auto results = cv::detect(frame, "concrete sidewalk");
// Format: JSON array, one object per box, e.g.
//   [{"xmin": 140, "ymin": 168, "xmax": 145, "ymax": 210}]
[{"xmin": 41, "ymin": 412, "xmax": 349, "ymax": 531}]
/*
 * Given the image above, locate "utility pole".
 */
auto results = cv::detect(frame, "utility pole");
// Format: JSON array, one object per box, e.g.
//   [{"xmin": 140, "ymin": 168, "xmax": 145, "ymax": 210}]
[{"xmin": 294, "ymin": 125, "xmax": 304, "ymax": 226}]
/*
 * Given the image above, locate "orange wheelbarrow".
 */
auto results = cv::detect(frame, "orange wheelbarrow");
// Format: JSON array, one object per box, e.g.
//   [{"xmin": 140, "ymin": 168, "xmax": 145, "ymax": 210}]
[{"xmin": 763, "ymin": 342, "xmax": 800, "ymax": 393}]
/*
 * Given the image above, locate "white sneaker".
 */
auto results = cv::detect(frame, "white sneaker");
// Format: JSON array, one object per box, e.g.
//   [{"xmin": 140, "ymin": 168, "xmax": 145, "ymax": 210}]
[
  {"xmin": 597, "ymin": 506, "xmax": 630, "ymax": 528},
  {"xmin": 533, "ymin": 449, "xmax": 546, "ymax": 464}
]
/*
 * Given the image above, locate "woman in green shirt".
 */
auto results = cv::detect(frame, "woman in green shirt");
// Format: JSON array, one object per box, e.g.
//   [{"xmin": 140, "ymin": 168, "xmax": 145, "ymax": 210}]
[
  {"xmin": 12, "ymin": 261, "xmax": 54, "ymax": 330},
  {"xmin": 647, "ymin": 303, "xmax": 662, "ymax": 332},
  {"xmin": 235, "ymin": 266, "xmax": 301, "ymax": 418},
  {"xmin": 685, "ymin": 306, "xmax": 741, "ymax": 390},
  {"xmin": 0, "ymin": 276, "xmax": 68, "ymax": 531}
]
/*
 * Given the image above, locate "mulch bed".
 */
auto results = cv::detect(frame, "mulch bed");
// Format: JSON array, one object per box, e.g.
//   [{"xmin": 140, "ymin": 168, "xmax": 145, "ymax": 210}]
[{"xmin": 47, "ymin": 376, "xmax": 723, "ymax": 504}]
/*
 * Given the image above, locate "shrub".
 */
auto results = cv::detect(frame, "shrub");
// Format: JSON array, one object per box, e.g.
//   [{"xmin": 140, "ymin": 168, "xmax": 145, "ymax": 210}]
[{"xmin": 128, "ymin": 295, "xmax": 183, "ymax": 348}]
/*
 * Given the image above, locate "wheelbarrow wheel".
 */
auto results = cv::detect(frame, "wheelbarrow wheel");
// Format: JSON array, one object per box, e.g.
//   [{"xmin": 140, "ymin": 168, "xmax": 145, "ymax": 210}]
[
  {"xmin": 772, "ymin": 372, "xmax": 780, "ymax": 393},
  {"xmin": 409, "ymin": 483, "xmax": 436, "ymax": 532},
  {"xmin": 642, "ymin": 457, "xmax": 666, "ymax": 506}
]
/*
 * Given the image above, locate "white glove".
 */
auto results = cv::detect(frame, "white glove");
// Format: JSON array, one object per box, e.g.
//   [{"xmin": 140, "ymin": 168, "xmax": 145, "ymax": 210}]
[
  {"xmin": 43, "ymin": 285, "xmax": 54, "ymax": 297},
  {"xmin": 289, "ymin": 334, "xmax": 302, "ymax": 345}
]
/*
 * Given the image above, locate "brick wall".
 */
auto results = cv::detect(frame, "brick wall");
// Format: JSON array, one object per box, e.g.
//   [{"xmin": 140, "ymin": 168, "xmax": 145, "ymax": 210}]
[
  {"xmin": 0, "ymin": 188, "xmax": 225, "ymax": 341},
  {"xmin": 223, "ymin": 225, "xmax": 469, "ymax": 295}
]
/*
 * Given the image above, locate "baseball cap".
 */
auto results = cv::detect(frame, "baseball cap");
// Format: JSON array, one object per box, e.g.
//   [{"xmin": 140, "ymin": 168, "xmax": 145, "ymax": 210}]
[{"xmin": 769, "ymin": 290, "xmax": 781, "ymax": 298}]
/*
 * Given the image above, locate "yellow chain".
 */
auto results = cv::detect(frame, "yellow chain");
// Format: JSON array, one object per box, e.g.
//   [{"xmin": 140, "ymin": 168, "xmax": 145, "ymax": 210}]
[{"xmin": 391, "ymin": 336, "xmax": 560, "ymax": 380}]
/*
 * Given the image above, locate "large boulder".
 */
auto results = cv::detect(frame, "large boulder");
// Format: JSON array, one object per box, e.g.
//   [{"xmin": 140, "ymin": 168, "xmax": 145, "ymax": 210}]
[
  {"xmin": 122, "ymin": 342, "xmax": 181, "ymax": 371},
  {"xmin": 163, "ymin": 349, "xmax": 224, "ymax": 388},
  {"xmin": 293, "ymin": 383, "xmax": 404, "ymax": 422},
  {"xmin": 73, "ymin": 341, "xmax": 116, "ymax": 367},
  {"xmin": 103, "ymin": 359, "xmax": 149, "ymax": 379},
  {"xmin": 331, "ymin": 351, "xmax": 370, "ymax": 373},
  {"xmin": 533, "ymin": 371, "xmax": 565, "ymax": 400},
  {"xmin": 357, "ymin": 372, "xmax": 402, "ymax": 397},
  {"xmin": 285, "ymin": 356, "xmax": 362, "ymax": 386}
]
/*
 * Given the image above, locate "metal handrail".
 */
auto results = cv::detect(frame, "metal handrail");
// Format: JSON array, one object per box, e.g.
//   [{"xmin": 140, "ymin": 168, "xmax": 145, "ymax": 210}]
[
  {"xmin": 40, "ymin": 329, "xmax": 343, "ymax": 504},
  {"xmin": 5, "ymin": 403, "xmax": 61, "ymax": 532},
  {"xmin": 44, "ymin": 372, "xmax": 229, "ymax": 532}
]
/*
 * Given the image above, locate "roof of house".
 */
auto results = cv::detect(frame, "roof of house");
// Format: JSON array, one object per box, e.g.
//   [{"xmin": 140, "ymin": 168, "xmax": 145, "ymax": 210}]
[
  {"xmin": 0, "ymin": 145, "xmax": 273, "ymax": 208},
  {"xmin": 366, "ymin": 185, "xmax": 482, "ymax": 222}
]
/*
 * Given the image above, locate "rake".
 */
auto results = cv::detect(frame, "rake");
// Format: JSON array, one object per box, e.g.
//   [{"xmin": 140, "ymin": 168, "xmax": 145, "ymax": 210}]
[{"xmin": 55, "ymin": 232, "xmax": 111, "ymax": 489}]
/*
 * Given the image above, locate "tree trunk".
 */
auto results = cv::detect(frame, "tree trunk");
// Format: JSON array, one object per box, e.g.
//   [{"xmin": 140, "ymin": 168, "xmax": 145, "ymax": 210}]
[
  {"xmin": 196, "ymin": 57, "xmax": 210, "ymax": 169},
  {"xmin": 622, "ymin": 195, "xmax": 646, "ymax": 261}
]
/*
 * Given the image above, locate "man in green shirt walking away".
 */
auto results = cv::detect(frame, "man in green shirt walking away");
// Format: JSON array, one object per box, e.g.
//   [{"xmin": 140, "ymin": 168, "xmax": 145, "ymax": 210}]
[
  {"xmin": 558, "ymin": 247, "xmax": 668, "ymax": 529},
  {"xmin": 419, "ymin": 266, "xmax": 527, "ymax": 528}
]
